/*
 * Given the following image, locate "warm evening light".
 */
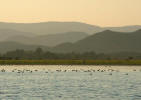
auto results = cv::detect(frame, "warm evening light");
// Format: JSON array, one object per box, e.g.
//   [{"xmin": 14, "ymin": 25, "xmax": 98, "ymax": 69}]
[{"xmin": 0, "ymin": 0, "xmax": 141, "ymax": 26}]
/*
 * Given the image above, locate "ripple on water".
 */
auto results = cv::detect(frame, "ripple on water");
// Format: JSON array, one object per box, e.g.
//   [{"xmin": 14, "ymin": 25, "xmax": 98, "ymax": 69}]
[{"xmin": 0, "ymin": 68, "xmax": 141, "ymax": 100}]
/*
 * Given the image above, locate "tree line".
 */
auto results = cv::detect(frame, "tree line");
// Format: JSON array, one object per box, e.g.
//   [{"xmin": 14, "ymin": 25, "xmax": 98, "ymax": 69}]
[{"xmin": 0, "ymin": 48, "xmax": 141, "ymax": 60}]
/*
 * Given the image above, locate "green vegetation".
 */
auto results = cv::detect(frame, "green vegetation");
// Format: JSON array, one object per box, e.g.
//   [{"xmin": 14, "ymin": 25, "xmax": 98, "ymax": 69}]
[
  {"xmin": 1, "ymin": 48, "xmax": 141, "ymax": 60},
  {"xmin": 0, "ymin": 60, "xmax": 141, "ymax": 65},
  {"xmin": 0, "ymin": 48, "xmax": 141, "ymax": 65}
]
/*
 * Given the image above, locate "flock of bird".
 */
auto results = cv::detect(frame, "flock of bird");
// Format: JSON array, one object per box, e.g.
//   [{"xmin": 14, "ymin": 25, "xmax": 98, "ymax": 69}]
[{"xmin": 0, "ymin": 66, "xmax": 141, "ymax": 76}]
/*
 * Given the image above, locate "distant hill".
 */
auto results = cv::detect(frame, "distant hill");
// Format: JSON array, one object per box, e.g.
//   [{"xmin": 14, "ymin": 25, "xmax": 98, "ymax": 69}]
[
  {"xmin": 0, "ymin": 30, "xmax": 141, "ymax": 54},
  {"xmin": 0, "ymin": 29, "xmax": 34, "ymax": 41},
  {"xmin": 0, "ymin": 22, "xmax": 141, "ymax": 36},
  {"xmin": 0, "ymin": 22, "xmax": 141, "ymax": 53},
  {"xmin": 0, "ymin": 22, "xmax": 102, "ymax": 35},
  {"xmin": 105, "ymin": 25, "xmax": 141, "ymax": 32},
  {"xmin": 5, "ymin": 32, "xmax": 88, "ymax": 46},
  {"xmin": 52, "ymin": 29, "xmax": 141, "ymax": 53}
]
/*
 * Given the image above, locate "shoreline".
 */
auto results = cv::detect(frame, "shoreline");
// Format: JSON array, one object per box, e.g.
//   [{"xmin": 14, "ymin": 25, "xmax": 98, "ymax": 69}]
[
  {"xmin": 0, "ymin": 65, "xmax": 141, "ymax": 72},
  {"xmin": 0, "ymin": 60, "xmax": 141, "ymax": 65}
]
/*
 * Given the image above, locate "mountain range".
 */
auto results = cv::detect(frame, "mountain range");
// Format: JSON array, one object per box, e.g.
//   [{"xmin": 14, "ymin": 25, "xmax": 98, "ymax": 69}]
[
  {"xmin": 0, "ymin": 22, "xmax": 141, "ymax": 53},
  {"xmin": 52, "ymin": 29, "xmax": 141, "ymax": 53},
  {"xmin": 0, "ymin": 22, "xmax": 102, "ymax": 35},
  {"xmin": 5, "ymin": 31, "xmax": 88, "ymax": 47},
  {"xmin": 0, "ymin": 22, "xmax": 141, "ymax": 35}
]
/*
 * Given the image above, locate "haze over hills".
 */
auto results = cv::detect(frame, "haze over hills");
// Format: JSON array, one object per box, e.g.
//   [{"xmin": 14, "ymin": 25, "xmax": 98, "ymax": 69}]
[
  {"xmin": 105, "ymin": 25, "xmax": 141, "ymax": 32},
  {"xmin": 0, "ymin": 21, "xmax": 141, "ymax": 53},
  {"xmin": 0, "ymin": 29, "xmax": 141, "ymax": 53},
  {"xmin": 0, "ymin": 29, "xmax": 34, "ymax": 41},
  {"xmin": 0, "ymin": 22, "xmax": 102, "ymax": 35},
  {"xmin": 52, "ymin": 29, "xmax": 141, "ymax": 53},
  {"xmin": 6, "ymin": 32, "xmax": 88, "ymax": 46},
  {"xmin": 0, "ymin": 22, "xmax": 141, "ymax": 36},
  {"xmin": 0, "ymin": 22, "xmax": 100, "ymax": 46},
  {"xmin": 0, "ymin": 21, "xmax": 141, "ymax": 46}
]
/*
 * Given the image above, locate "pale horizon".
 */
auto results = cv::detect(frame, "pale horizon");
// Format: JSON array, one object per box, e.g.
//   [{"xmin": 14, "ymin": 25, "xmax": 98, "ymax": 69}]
[{"xmin": 0, "ymin": 0, "xmax": 141, "ymax": 27}]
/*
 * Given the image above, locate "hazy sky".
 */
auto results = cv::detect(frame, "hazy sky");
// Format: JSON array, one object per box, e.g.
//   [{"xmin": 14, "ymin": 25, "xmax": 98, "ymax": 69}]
[{"xmin": 0, "ymin": 0, "xmax": 141, "ymax": 26}]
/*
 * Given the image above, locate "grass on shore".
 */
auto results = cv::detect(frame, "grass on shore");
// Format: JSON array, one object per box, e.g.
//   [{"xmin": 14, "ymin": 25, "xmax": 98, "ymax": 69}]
[{"xmin": 0, "ymin": 60, "xmax": 141, "ymax": 65}]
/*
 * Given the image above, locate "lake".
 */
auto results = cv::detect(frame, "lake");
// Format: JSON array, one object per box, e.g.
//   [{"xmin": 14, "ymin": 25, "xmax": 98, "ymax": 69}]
[{"xmin": 0, "ymin": 65, "xmax": 141, "ymax": 100}]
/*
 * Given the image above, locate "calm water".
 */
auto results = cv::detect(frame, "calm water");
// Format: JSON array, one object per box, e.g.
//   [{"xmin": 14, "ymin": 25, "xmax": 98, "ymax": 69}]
[{"xmin": 0, "ymin": 66, "xmax": 141, "ymax": 100}]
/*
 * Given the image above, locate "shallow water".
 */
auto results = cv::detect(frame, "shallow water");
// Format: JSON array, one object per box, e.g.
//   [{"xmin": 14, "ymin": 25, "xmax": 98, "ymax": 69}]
[{"xmin": 0, "ymin": 66, "xmax": 141, "ymax": 100}]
